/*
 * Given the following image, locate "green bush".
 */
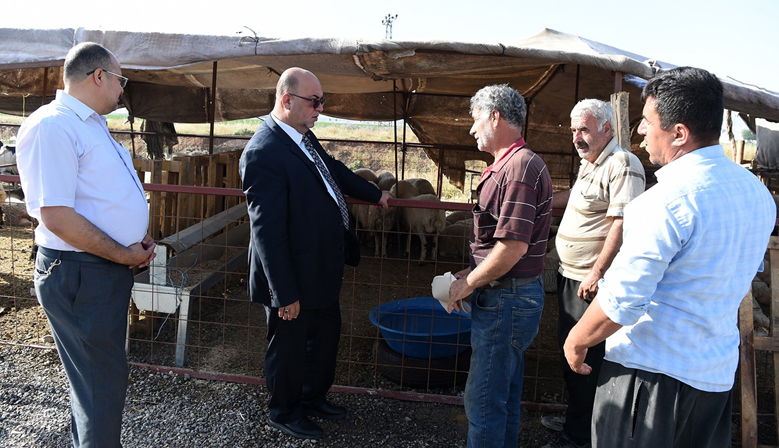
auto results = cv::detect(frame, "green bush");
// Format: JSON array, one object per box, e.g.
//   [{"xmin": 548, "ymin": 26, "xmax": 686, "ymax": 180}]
[
  {"xmin": 348, "ymin": 161, "xmax": 363, "ymax": 171},
  {"xmin": 234, "ymin": 128, "xmax": 255, "ymax": 136}
]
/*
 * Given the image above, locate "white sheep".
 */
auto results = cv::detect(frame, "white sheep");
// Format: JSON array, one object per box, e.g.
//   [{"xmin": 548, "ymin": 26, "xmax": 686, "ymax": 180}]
[
  {"xmin": 354, "ymin": 168, "xmax": 379, "ymax": 184},
  {"xmin": 406, "ymin": 178, "xmax": 436, "ymax": 195},
  {"xmin": 348, "ymin": 182, "xmax": 376, "ymax": 239},
  {"xmin": 377, "ymin": 171, "xmax": 397, "ymax": 191},
  {"xmin": 366, "ymin": 194, "xmax": 398, "ymax": 258},
  {"xmin": 401, "ymin": 193, "xmax": 446, "ymax": 263},
  {"xmin": 438, "ymin": 219, "xmax": 471, "ymax": 260},
  {"xmin": 446, "ymin": 210, "xmax": 472, "ymax": 225},
  {"xmin": 389, "ymin": 180, "xmax": 419, "ymax": 199},
  {"xmin": 0, "ymin": 145, "xmax": 17, "ymax": 175}
]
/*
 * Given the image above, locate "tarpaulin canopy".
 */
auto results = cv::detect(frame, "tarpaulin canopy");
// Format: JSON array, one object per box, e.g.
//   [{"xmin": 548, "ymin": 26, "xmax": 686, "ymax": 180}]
[{"xmin": 2, "ymin": 27, "xmax": 778, "ymax": 187}]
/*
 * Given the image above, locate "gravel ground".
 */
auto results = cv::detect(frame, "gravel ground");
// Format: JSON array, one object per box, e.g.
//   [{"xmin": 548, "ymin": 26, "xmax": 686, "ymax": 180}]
[{"xmin": 0, "ymin": 345, "xmax": 557, "ymax": 448}]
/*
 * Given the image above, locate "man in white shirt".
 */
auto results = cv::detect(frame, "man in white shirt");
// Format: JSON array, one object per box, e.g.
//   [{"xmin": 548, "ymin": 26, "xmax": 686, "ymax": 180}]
[
  {"xmin": 16, "ymin": 42, "xmax": 155, "ymax": 447},
  {"xmin": 543, "ymin": 99, "xmax": 644, "ymax": 448},
  {"xmin": 563, "ymin": 67, "xmax": 776, "ymax": 447}
]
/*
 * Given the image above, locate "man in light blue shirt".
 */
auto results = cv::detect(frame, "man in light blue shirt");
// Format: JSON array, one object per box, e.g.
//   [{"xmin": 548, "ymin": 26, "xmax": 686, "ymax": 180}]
[
  {"xmin": 563, "ymin": 67, "xmax": 776, "ymax": 448},
  {"xmin": 16, "ymin": 42, "xmax": 155, "ymax": 448}
]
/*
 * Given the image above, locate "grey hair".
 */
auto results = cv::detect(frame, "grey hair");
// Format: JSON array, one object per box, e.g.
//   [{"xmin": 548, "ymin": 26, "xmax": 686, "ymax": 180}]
[
  {"xmin": 571, "ymin": 98, "xmax": 613, "ymax": 133},
  {"xmin": 469, "ymin": 84, "xmax": 526, "ymax": 130},
  {"xmin": 63, "ymin": 42, "xmax": 115, "ymax": 86}
]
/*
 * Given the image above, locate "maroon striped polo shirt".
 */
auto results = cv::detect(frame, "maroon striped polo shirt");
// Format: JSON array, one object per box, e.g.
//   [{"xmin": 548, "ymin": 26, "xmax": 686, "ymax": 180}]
[{"xmin": 469, "ymin": 139, "xmax": 553, "ymax": 279}]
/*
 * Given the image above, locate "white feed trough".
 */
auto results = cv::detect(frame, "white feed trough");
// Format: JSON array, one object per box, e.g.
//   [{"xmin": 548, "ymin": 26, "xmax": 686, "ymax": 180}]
[{"xmin": 129, "ymin": 202, "xmax": 249, "ymax": 367}]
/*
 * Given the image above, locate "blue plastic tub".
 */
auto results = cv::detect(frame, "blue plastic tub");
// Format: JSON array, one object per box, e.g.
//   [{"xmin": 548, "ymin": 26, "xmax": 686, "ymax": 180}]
[{"xmin": 369, "ymin": 297, "xmax": 471, "ymax": 359}]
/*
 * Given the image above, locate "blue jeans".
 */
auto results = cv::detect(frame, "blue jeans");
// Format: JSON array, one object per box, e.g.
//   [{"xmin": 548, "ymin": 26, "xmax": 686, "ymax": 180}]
[{"xmin": 465, "ymin": 278, "xmax": 544, "ymax": 448}]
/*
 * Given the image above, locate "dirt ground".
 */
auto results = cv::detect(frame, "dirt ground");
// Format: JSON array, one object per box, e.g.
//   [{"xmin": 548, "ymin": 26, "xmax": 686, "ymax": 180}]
[{"xmin": 1, "ymin": 212, "xmax": 775, "ymax": 445}]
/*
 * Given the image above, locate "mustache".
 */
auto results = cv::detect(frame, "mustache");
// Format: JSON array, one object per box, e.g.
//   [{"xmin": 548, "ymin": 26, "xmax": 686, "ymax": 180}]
[{"xmin": 575, "ymin": 142, "xmax": 589, "ymax": 149}]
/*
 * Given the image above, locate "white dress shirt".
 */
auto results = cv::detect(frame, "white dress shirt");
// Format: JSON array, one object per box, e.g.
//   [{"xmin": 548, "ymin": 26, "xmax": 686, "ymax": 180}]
[
  {"xmin": 16, "ymin": 90, "xmax": 149, "ymax": 251},
  {"xmin": 270, "ymin": 114, "xmax": 341, "ymax": 207}
]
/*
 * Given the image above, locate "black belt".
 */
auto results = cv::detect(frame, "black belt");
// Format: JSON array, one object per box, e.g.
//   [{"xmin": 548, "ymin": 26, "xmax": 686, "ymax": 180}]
[
  {"xmin": 485, "ymin": 275, "xmax": 539, "ymax": 290},
  {"xmin": 38, "ymin": 246, "xmax": 114, "ymax": 265}
]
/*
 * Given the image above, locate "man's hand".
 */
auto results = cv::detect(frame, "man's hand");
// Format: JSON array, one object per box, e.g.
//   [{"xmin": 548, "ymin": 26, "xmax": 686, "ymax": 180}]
[
  {"xmin": 278, "ymin": 301, "xmax": 300, "ymax": 320},
  {"xmin": 563, "ymin": 338, "xmax": 593, "ymax": 375},
  {"xmin": 453, "ymin": 267, "xmax": 471, "ymax": 280},
  {"xmin": 377, "ymin": 191, "xmax": 392, "ymax": 209},
  {"xmin": 125, "ymin": 236, "xmax": 156, "ymax": 269},
  {"xmin": 130, "ymin": 234, "xmax": 157, "ymax": 269},
  {"xmin": 577, "ymin": 271, "xmax": 600, "ymax": 301},
  {"xmin": 447, "ymin": 277, "xmax": 474, "ymax": 313}
]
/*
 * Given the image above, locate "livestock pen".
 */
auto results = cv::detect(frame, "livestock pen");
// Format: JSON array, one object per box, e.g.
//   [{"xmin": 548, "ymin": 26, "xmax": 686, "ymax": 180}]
[{"xmin": 0, "ymin": 130, "xmax": 777, "ymax": 447}]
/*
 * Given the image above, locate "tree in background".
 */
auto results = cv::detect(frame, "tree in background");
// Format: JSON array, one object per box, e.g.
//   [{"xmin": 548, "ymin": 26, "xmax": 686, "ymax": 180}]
[{"xmin": 742, "ymin": 129, "xmax": 756, "ymax": 141}]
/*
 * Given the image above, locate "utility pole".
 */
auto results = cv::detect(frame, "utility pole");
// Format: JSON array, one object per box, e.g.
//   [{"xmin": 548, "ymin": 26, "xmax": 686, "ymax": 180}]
[{"xmin": 382, "ymin": 13, "xmax": 398, "ymax": 39}]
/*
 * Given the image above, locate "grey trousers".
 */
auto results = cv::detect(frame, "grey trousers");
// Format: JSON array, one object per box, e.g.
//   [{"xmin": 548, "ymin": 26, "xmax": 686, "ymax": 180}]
[
  {"xmin": 593, "ymin": 360, "xmax": 732, "ymax": 448},
  {"xmin": 35, "ymin": 247, "xmax": 133, "ymax": 448}
]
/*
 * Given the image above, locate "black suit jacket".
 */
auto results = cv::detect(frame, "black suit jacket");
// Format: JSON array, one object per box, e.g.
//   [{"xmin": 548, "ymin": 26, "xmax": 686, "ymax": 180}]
[{"xmin": 239, "ymin": 116, "xmax": 382, "ymax": 309}]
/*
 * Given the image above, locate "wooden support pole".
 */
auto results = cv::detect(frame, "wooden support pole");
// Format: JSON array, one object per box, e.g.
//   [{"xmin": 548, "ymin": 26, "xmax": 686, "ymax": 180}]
[
  {"xmin": 613, "ymin": 70, "xmax": 622, "ymax": 94},
  {"xmin": 208, "ymin": 61, "xmax": 218, "ymax": 155},
  {"xmin": 42, "ymin": 67, "xmax": 49, "ymax": 105},
  {"xmin": 739, "ymin": 288, "xmax": 758, "ymax": 448},
  {"xmin": 610, "ymin": 92, "xmax": 630, "ymax": 150},
  {"xmin": 736, "ymin": 140, "xmax": 745, "ymax": 165},
  {"xmin": 726, "ymin": 110, "xmax": 737, "ymax": 160},
  {"xmin": 769, "ymin": 237, "xmax": 779, "ymax": 444}
]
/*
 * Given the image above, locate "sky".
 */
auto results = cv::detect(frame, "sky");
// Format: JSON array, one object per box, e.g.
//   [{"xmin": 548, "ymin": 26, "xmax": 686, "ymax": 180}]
[{"xmin": 6, "ymin": 0, "xmax": 778, "ymax": 93}]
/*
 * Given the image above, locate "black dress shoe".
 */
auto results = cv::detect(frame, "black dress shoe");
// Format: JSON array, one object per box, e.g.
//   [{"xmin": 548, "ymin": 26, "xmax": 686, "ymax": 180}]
[
  {"xmin": 303, "ymin": 401, "xmax": 348, "ymax": 420},
  {"xmin": 268, "ymin": 416, "xmax": 323, "ymax": 440}
]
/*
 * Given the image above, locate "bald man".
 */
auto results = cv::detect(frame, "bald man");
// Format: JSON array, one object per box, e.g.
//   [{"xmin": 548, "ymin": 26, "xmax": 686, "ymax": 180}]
[{"xmin": 239, "ymin": 68, "xmax": 390, "ymax": 440}]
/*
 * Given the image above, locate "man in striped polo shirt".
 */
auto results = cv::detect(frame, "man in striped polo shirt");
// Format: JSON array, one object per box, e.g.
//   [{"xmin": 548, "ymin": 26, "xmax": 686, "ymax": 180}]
[
  {"xmin": 543, "ymin": 99, "xmax": 645, "ymax": 448},
  {"xmin": 448, "ymin": 84, "xmax": 553, "ymax": 448}
]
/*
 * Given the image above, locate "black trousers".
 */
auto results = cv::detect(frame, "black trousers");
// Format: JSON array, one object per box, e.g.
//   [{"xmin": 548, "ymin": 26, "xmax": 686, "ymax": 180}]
[
  {"xmin": 556, "ymin": 273, "xmax": 605, "ymax": 444},
  {"xmin": 264, "ymin": 301, "xmax": 342, "ymax": 423},
  {"xmin": 593, "ymin": 360, "xmax": 732, "ymax": 448}
]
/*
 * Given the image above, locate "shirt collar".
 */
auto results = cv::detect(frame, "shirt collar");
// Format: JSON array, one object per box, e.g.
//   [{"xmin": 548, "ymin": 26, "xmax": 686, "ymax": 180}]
[
  {"xmin": 578, "ymin": 137, "xmax": 618, "ymax": 170},
  {"xmin": 270, "ymin": 113, "xmax": 305, "ymax": 146},
  {"xmin": 481, "ymin": 138, "xmax": 526, "ymax": 180},
  {"xmin": 55, "ymin": 90, "xmax": 100, "ymax": 122},
  {"xmin": 654, "ymin": 145, "xmax": 726, "ymax": 182},
  {"xmin": 593, "ymin": 137, "xmax": 618, "ymax": 165}
]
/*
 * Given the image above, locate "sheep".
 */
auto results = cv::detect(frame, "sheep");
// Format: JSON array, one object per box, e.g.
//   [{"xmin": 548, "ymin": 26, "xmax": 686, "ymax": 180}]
[
  {"xmin": 365, "ymin": 193, "xmax": 398, "ymax": 258},
  {"xmin": 348, "ymin": 181, "xmax": 398, "ymax": 257},
  {"xmin": 348, "ymin": 182, "xmax": 376, "ymax": 240},
  {"xmin": 446, "ymin": 210, "xmax": 473, "ymax": 225},
  {"xmin": 753, "ymin": 296, "xmax": 770, "ymax": 337},
  {"xmin": 354, "ymin": 168, "xmax": 379, "ymax": 184},
  {"xmin": 377, "ymin": 171, "xmax": 397, "ymax": 191},
  {"xmin": 406, "ymin": 178, "xmax": 436, "ymax": 195},
  {"xmin": 2, "ymin": 202, "xmax": 34, "ymax": 227},
  {"xmin": 389, "ymin": 180, "xmax": 419, "ymax": 200},
  {"xmin": 437, "ymin": 219, "xmax": 472, "ymax": 260},
  {"xmin": 0, "ymin": 144, "xmax": 17, "ymax": 175},
  {"xmin": 400, "ymin": 193, "xmax": 447, "ymax": 263},
  {"xmin": 752, "ymin": 279, "xmax": 771, "ymax": 306}
]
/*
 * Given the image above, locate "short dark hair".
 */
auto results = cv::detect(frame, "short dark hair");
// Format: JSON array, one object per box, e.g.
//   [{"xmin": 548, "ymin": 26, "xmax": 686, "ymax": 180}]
[
  {"xmin": 641, "ymin": 66, "xmax": 723, "ymax": 142},
  {"xmin": 63, "ymin": 42, "xmax": 114, "ymax": 85},
  {"xmin": 470, "ymin": 84, "xmax": 526, "ymax": 131}
]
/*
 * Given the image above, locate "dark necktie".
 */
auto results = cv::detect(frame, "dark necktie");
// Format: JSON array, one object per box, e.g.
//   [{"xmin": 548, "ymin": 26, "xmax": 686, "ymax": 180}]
[{"xmin": 302, "ymin": 134, "xmax": 350, "ymax": 229}]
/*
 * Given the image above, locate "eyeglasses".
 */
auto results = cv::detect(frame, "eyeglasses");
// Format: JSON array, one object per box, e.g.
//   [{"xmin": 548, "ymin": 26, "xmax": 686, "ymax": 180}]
[
  {"xmin": 86, "ymin": 68, "xmax": 129, "ymax": 89},
  {"xmin": 288, "ymin": 92, "xmax": 326, "ymax": 109}
]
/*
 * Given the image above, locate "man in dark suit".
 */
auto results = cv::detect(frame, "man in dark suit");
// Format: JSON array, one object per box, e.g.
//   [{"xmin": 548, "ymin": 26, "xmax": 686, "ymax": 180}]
[{"xmin": 239, "ymin": 67, "xmax": 390, "ymax": 440}]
